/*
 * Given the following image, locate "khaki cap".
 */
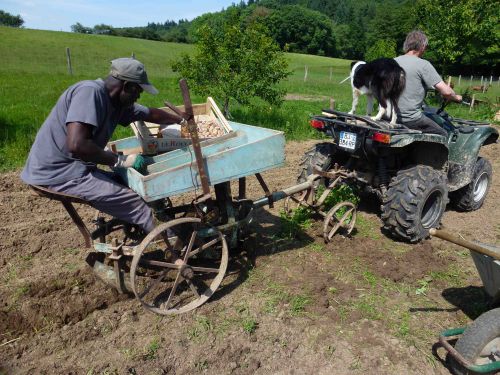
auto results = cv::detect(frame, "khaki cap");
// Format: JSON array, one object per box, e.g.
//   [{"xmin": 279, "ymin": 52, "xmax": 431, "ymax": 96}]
[{"xmin": 110, "ymin": 57, "xmax": 158, "ymax": 95}]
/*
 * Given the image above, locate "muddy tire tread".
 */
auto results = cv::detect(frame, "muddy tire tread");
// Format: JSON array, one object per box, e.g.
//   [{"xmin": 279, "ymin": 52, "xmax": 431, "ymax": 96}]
[
  {"xmin": 381, "ymin": 165, "xmax": 448, "ymax": 242},
  {"xmin": 297, "ymin": 142, "xmax": 334, "ymax": 184}
]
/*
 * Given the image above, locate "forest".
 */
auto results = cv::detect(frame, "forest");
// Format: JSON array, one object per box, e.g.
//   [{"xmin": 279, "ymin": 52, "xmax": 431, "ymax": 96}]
[{"xmin": 67, "ymin": 0, "xmax": 498, "ymax": 74}]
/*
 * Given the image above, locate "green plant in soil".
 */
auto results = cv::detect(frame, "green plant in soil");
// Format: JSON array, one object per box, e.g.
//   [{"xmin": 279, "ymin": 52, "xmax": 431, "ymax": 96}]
[
  {"xmin": 186, "ymin": 315, "xmax": 213, "ymax": 341},
  {"xmin": 144, "ymin": 337, "xmax": 160, "ymax": 360},
  {"xmin": 316, "ymin": 183, "xmax": 360, "ymax": 212},
  {"xmin": 242, "ymin": 318, "xmax": 258, "ymax": 334},
  {"xmin": 290, "ymin": 294, "xmax": 311, "ymax": 315},
  {"xmin": 278, "ymin": 206, "xmax": 313, "ymax": 239}
]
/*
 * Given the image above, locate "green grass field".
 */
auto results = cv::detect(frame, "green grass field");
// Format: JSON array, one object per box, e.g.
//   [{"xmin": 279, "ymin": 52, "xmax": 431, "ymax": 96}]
[{"xmin": 1, "ymin": 26, "xmax": 498, "ymax": 171}]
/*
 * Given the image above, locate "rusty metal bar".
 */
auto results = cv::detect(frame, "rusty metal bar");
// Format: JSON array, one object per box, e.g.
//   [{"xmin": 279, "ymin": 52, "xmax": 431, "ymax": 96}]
[
  {"xmin": 61, "ymin": 201, "xmax": 92, "ymax": 248},
  {"xmin": 253, "ymin": 180, "xmax": 313, "ymax": 209},
  {"xmin": 29, "ymin": 185, "xmax": 93, "ymax": 248},
  {"xmin": 430, "ymin": 229, "xmax": 500, "ymax": 260}
]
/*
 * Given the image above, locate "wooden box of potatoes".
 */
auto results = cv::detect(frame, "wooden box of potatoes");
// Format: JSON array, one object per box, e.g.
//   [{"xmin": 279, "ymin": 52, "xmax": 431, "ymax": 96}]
[{"xmin": 130, "ymin": 97, "xmax": 233, "ymax": 155}]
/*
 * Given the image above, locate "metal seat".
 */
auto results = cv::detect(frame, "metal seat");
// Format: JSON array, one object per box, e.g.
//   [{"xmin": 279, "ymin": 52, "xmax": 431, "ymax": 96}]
[{"xmin": 29, "ymin": 185, "xmax": 93, "ymax": 248}]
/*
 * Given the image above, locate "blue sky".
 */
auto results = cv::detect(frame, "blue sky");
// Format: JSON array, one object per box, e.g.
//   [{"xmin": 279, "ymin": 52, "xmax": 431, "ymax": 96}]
[{"xmin": 0, "ymin": 0, "xmax": 238, "ymax": 31}]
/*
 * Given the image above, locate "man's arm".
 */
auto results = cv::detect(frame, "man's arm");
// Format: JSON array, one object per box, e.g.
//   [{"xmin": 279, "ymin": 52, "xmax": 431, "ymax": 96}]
[
  {"xmin": 66, "ymin": 122, "xmax": 118, "ymax": 166},
  {"xmin": 144, "ymin": 107, "xmax": 187, "ymax": 125},
  {"xmin": 435, "ymin": 81, "xmax": 462, "ymax": 102}
]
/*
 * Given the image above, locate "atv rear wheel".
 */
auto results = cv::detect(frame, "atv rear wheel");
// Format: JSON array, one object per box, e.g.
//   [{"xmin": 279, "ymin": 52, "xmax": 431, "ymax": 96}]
[
  {"xmin": 381, "ymin": 165, "xmax": 448, "ymax": 243},
  {"xmin": 297, "ymin": 142, "xmax": 334, "ymax": 185},
  {"xmin": 450, "ymin": 157, "xmax": 492, "ymax": 212}
]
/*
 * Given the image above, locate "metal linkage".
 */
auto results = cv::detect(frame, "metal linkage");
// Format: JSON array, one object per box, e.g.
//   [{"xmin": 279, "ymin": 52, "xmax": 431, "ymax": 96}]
[{"xmin": 254, "ymin": 165, "xmax": 358, "ymax": 242}]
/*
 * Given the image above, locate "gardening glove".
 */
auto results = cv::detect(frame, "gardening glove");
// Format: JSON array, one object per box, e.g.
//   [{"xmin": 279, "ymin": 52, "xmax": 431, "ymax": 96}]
[{"xmin": 114, "ymin": 153, "xmax": 148, "ymax": 174}]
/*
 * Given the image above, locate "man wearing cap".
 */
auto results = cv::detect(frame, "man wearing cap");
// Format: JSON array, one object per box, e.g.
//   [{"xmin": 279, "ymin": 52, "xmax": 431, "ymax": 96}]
[{"xmin": 21, "ymin": 57, "xmax": 187, "ymax": 234}]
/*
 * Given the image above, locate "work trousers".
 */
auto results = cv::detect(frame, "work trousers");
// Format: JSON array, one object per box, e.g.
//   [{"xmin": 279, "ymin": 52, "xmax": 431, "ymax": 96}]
[
  {"xmin": 48, "ymin": 169, "xmax": 155, "ymax": 233},
  {"xmin": 403, "ymin": 115, "xmax": 448, "ymax": 137}
]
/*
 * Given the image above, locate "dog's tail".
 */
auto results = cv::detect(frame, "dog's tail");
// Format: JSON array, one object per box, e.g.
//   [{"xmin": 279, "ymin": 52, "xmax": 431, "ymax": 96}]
[
  {"xmin": 339, "ymin": 60, "xmax": 361, "ymax": 84},
  {"xmin": 339, "ymin": 75, "xmax": 351, "ymax": 84}
]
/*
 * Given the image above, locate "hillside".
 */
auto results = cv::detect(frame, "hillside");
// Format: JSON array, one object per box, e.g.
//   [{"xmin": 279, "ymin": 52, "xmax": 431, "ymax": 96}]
[{"xmin": 0, "ymin": 26, "xmax": 351, "ymax": 170}]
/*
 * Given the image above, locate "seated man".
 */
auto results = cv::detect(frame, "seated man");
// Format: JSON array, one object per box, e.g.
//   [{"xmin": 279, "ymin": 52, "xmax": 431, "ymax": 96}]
[
  {"xmin": 21, "ymin": 57, "xmax": 188, "ymax": 235},
  {"xmin": 395, "ymin": 30, "xmax": 462, "ymax": 136}
]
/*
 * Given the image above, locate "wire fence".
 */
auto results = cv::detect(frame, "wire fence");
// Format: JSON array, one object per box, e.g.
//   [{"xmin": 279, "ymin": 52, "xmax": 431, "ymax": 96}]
[{"xmin": 296, "ymin": 65, "xmax": 500, "ymax": 87}]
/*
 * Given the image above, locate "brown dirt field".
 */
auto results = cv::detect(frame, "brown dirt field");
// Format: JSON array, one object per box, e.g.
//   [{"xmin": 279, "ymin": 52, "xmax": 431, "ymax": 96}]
[{"xmin": 0, "ymin": 140, "xmax": 499, "ymax": 375}]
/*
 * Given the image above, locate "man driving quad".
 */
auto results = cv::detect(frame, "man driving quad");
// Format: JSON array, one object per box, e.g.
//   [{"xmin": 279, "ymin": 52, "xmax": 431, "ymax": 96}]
[{"xmin": 395, "ymin": 30, "xmax": 462, "ymax": 136}]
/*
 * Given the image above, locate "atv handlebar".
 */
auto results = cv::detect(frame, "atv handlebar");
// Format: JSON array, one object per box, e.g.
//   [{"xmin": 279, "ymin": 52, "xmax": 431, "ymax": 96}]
[{"xmin": 437, "ymin": 99, "xmax": 470, "ymax": 115}]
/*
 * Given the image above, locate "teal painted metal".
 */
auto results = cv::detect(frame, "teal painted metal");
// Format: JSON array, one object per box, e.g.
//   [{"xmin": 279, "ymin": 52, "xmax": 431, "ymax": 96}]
[
  {"xmin": 442, "ymin": 327, "xmax": 466, "ymax": 337},
  {"xmin": 110, "ymin": 122, "xmax": 285, "ymax": 202}
]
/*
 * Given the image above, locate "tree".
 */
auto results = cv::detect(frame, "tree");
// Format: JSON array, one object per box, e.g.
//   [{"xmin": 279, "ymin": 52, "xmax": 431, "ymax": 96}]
[
  {"xmin": 71, "ymin": 22, "xmax": 93, "ymax": 34},
  {"xmin": 0, "ymin": 10, "xmax": 24, "ymax": 27},
  {"xmin": 172, "ymin": 11, "xmax": 290, "ymax": 116},
  {"xmin": 93, "ymin": 24, "xmax": 115, "ymax": 35},
  {"xmin": 415, "ymin": 0, "xmax": 500, "ymax": 71},
  {"xmin": 365, "ymin": 39, "xmax": 397, "ymax": 61},
  {"xmin": 261, "ymin": 5, "xmax": 335, "ymax": 56}
]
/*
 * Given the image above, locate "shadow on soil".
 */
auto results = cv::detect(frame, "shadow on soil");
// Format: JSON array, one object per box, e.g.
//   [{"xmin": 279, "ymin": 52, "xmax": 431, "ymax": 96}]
[
  {"xmin": 442, "ymin": 286, "xmax": 492, "ymax": 320},
  {"xmin": 211, "ymin": 208, "xmax": 315, "ymax": 303}
]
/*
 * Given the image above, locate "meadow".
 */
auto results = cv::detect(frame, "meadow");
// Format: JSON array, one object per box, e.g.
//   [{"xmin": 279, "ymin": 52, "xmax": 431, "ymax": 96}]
[{"xmin": 1, "ymin": 26, "xmax": 498, "ymax": 171}]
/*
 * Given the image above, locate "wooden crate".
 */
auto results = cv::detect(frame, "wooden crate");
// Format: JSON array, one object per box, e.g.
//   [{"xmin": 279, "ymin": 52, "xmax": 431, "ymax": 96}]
[{"xmin": 131, "ymin": 97, "xmax": 232, "ymax": 155}]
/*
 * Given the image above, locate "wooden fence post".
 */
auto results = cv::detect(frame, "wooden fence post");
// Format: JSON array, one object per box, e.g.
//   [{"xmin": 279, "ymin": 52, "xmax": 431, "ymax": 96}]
[
  {"xmin": 470, "ymin": 75, "xmax": 473, "ymax": 85},
  {"xmin": 458, "ymin": 75, "xmax": 461, "ymax": 86},
  {"xmin": 480, "ymin": 76, "xmax": 484, "ymax": 85},
  {"xmin": 329, "ymin": 67, "xmax": 332, "ymax": 81},
  {"xmin": 447, "ymin": 76, "xmax": 452, "ymax": 86},
  {"xmin": 131, "ymin": 52, "xmax": 135, "ymax": 59},
  {"xmin": 329, "ymin": 97, "xmax": 335, "ymax": 110},
  {"xmin": 304, "ymin": 65, "xmax": 308, "ymax": 82},
  {"xmin": 66, "ymin": 47, "xmax": 73, "ymax": 76},
  {"xmin": 489, "ymin": 76, "xmax": 493, "ymax": 85},
  {"xmin": 470, "ymin": 94, "xmax": 475, "ymax": 112}
]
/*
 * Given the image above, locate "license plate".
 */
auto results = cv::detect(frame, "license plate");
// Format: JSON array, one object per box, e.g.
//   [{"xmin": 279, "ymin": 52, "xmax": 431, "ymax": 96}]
[{"xmin": 339, "ymin": 131, "xmax": 357, "ymax": 150}]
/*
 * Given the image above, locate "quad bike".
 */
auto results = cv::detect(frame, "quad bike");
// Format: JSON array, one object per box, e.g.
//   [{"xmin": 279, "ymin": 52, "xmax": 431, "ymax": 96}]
[{"xmin": 301, "ymin": 100, "xmax": 498, "ymax": 242}]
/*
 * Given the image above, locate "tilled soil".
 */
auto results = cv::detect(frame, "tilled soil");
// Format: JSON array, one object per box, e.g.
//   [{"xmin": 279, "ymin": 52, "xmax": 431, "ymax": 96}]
[{"xmin": 0, "ymin": 140, "xmax": 498, "ymax": 375}]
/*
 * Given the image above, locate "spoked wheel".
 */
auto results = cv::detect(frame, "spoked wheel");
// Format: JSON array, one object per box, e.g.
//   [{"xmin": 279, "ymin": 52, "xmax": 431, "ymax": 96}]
[
  {"xmin": 323, "ymin": 202, "xmax": 357, "ymax": 242},
  {"xmin": 130, "ymin": 217, "xmax": 228, "ymax": 315}
]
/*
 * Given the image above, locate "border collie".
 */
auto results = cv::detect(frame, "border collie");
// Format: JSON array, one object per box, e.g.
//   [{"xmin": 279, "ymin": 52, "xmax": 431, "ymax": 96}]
[{"xmin": 347, "ymin": 58, "xmax": 406, "ymax": 125}]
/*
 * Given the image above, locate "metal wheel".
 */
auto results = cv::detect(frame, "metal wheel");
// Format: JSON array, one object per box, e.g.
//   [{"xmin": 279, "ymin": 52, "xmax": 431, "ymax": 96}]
[
  {"xmin": 323, "ymin": 202, "xmax": 356, "ymax": 242},
  {"xmin": 130, "ymin": 217, "xmax": 228, "ymax": 315},
  {"xmin": 283, "ymin": 188, "xmax": 315, "ymax": 215},
  {"xmin": 473, "ymin": 172, "xmax": 489, "ymax": 203}
]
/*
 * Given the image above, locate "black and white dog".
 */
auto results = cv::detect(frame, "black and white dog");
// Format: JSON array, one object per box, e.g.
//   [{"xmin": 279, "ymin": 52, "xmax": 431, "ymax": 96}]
[{"xmin": 347, "ymin": 58, "xmax": 406, "ymax": 125}]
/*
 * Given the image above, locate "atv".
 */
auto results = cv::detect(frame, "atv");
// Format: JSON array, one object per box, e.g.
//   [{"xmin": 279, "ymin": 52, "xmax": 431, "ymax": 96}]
[{"xmin": 299, "ymin": 101, "xmax": 498, "ymax": 242}]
